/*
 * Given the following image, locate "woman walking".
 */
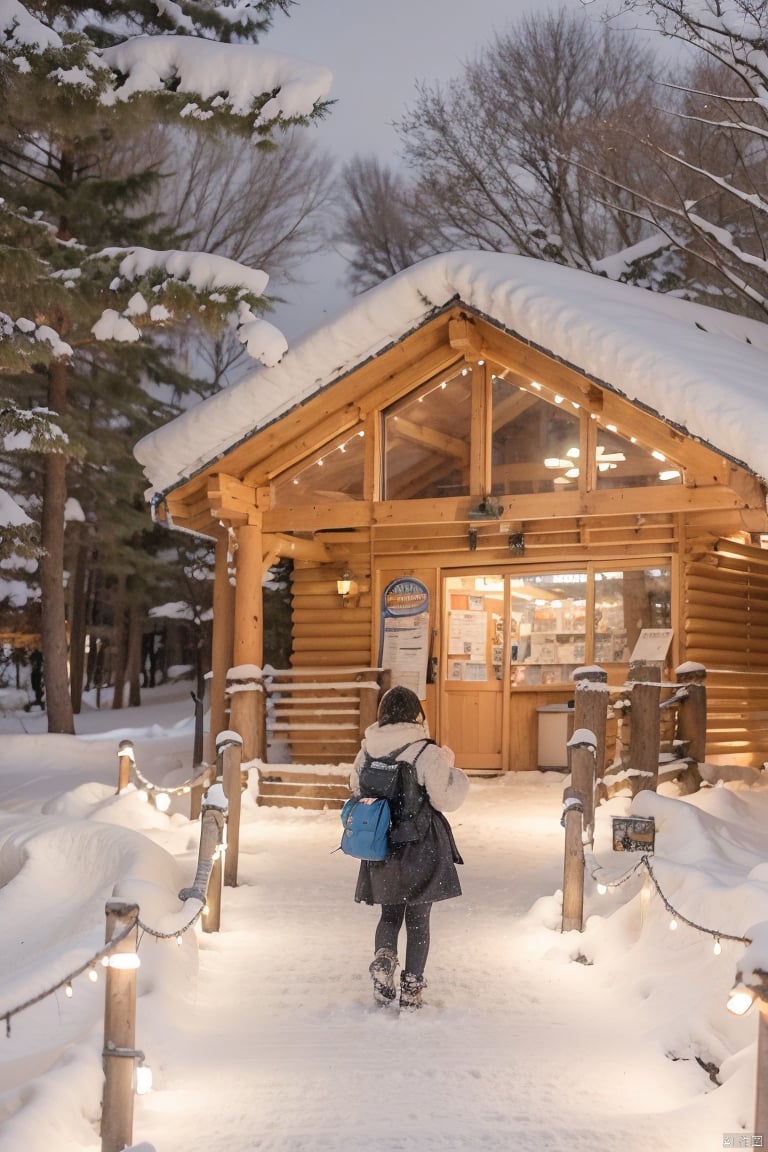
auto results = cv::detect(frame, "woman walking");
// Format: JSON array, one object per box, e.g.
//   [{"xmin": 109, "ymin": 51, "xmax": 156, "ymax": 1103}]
[{"xmin": 349, "ymin": 685, "xmax": 469, "ymax": 1010}]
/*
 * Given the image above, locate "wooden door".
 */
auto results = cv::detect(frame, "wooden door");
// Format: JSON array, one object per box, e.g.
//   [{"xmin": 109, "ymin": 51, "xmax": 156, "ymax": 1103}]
[{"xmin": 440, "ymin": 575, "xmax": 506, "ymax": 771}]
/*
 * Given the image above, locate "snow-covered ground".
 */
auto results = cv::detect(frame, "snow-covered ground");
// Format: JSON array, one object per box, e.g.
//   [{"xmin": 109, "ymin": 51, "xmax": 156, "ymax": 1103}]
[{"xmin": 0, "ymin": 680, "xmax": 766, "ymax": 1151}]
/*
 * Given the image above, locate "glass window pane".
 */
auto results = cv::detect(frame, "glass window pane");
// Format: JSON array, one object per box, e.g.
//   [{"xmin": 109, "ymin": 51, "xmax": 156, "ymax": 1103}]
[
  {"xmin": 511, "ymin": 572, "xmax": 587, "ymax": 686},
  {"xmin": 492, "ymin": 372, "xmax": 581, "ymax": 496},
  {"xmin": 384, "ymin": 367, "xmax": 472, "ymax": 500},
  {"xmin": 596, "ymin": 426, "xmax": 682, "ymax": 490},
  {"xmin": 593, "ymin": 566, "xmax": 671, "ymax": 663},
  {"xmin": 272, "ymin": 427, "xmax": 366, "ymax": 507}
]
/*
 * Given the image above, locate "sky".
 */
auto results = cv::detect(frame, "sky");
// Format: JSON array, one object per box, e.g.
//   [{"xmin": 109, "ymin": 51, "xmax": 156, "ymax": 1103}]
[
  {"xmin": 1, "ymin": 677, "xmax": 768, "ymax": 1151},
  {"xmin": 265, "ymin": 0, "xmax": 589, "ymax": 339}
]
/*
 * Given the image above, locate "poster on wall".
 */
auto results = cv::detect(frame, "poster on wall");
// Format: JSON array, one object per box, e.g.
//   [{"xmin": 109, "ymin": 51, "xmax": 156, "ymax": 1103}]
[{"xmin": 379, "ymin": 578, "xmax": 430, "ymax": 699}]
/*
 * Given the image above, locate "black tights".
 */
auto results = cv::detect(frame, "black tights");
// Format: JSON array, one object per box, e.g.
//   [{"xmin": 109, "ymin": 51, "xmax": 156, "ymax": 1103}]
[{"xmin": 375, "ymin": 902, "xmax": 432, "ymax": 978}]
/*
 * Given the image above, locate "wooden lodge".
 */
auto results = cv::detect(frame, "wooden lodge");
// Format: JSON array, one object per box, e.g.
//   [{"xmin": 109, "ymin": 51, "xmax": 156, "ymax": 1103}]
[{"xmin": 134, "ymin": 252, "xmax": 768, "ymax": 775}]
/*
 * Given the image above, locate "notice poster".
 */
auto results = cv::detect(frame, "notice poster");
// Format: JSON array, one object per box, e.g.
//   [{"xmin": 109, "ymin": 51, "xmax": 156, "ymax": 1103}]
[
  {"xmin": 630, "ymin": 628, "xmax": 673, "ymax": 662},
  {"xmin": 378, "ymin": 578, "xmax": 431, "ymax": 698},
  {"xmin": 448, "ymin": 611, "xmax": 487, "ymax": 661}
]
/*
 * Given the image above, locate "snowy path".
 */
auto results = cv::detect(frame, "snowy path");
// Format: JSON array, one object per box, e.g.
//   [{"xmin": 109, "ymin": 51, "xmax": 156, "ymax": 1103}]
[{"xmin": 134, "ymin": 775, "xmax": 728, "ymax": 1152}]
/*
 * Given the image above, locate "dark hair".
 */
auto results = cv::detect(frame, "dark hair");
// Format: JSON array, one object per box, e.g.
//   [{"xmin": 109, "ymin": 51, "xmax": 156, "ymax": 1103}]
[{"xmin": 377, "ymin": 685, "xmax": 425, "ymax": 726}]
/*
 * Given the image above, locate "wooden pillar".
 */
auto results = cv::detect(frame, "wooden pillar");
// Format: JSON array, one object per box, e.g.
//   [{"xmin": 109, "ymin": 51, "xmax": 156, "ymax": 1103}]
[
  {"xmin": 230, "ymin": 519, "xmax": 265, "ymax": 764},
  {"xmin": 210, "ymin": 531, "xmax": 235, "ymax": 744},
  {"xmin": 101, "ymin": 901, "xmax": 139, "ymax": 1152},
  {"xmin": 627, "ymin": 681, "xmax": 661, "ymax": 797}
]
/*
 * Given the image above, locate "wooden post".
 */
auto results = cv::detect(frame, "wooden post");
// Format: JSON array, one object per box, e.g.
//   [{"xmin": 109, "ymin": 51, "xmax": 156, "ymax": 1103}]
[
  {"xmin": 179, "ymin": 797, "xmax": 227, "ymax": 933},
  {"xmin": 206, "ymin": 837, "xmax": 224, "ymax": 934},
  {"xmin": 101, "ymin": 900, "xmax": 139, "ymax": 1152},
  {"xmin": 676, "ymin": 664, "xmax": 707, "ymax": 764},
  {"xmin": 572, "ymin": 667, "xmax": 608, "ymax": 777},
  {"xmin": 219, "ymin": 733, "xmax": 244, "ymax": 888},
  {"xmin": 627, "ymin": 681, "xmax": 661, "ymax": 797},
  {"xmin": 755, "ymin": 1000, "xmax": 768, "ymax": 1143},
  {"xmin": 561, "ymin": 785, "xmax": 585, "ymax": 933},
  {"xmin": 358, "ymin": 671, "xmax": 381, "ymax": 737},
  {"xmin": 568, "ymin": 730, "xmax": 597, "ymax": 846},
  {"xmin": 116, "ymin": 740, "xmax": 134, "ymax": 793}
]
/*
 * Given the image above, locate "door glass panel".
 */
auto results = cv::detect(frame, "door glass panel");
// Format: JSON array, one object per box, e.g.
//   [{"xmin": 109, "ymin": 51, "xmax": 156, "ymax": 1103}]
[
  {"xmin": 445, "ymin": 574, "xmax": 505, "ymax": 683},
  {"xmin": 491, "ymin": 372, "xmax": 581, "ymax": 496},
  {"xmin": 510, "ymin": 572, "xmax": 587, "ymax": 686},
  {"xmin": 384, "ymin": 367, "xmax": 472, "ymax": 500},
  {"xmin": 593, "ymin": 567, "xmax": 671, "ymax": 663}
]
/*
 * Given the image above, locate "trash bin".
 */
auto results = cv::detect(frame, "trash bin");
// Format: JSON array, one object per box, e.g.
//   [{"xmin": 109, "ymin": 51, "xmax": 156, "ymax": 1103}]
[{"xmin": 536, "ymin": 703, "xmax": 573, "ymax": 771}]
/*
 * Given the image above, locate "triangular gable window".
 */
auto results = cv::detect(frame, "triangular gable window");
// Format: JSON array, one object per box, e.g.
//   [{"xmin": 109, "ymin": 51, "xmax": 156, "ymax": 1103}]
[
  {"xmin": 383, "ymin": 366, "xmax": 473, "ymax": 500},
  {"xmin": 271, "ymin": 426, "xmax": 366, "ymax": 507},
  {"xmin": 594, "ymin": 424, "xmax": 682, "ymax": 489},
  {"xmin": 491, "ymin": 371, "xmax": 682, "ymax": 494},
  {"xmin": 491, "ymin": 372, "xmax": 581, "ymax": 495}
]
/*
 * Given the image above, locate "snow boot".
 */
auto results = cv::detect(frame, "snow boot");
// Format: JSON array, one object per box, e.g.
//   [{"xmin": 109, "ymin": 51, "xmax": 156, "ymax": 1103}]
[
  {"xmin": 399, "ymin": 971, "xmax": 426, "ymax": 1011},
  {"xmin": 369, "ymin": 948, "xmax": 398, "ymax": 1005}
]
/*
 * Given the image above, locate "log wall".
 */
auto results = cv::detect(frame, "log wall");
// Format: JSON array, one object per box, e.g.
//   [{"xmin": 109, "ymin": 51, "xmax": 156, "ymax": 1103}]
[{"xmin": 684, "ymin": 541, "xmax": 768, "ymax": 765}]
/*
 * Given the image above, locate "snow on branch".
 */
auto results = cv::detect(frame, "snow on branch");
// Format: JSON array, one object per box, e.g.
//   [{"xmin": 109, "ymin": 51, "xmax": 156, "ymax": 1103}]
[
  {"xmin": 99, "ymin": 36, "xmax": 332, "ymax": 127},
  {"xmin": 0, "ymin": 311, "xmax": 73, "ymax": 361},
  {"xmin": 93, "ymin": 246, "xmax": 288, "ymax": 365},
  {"xmin": 0, "ymin": 0, "xmax": 61, "ymax": 49}
]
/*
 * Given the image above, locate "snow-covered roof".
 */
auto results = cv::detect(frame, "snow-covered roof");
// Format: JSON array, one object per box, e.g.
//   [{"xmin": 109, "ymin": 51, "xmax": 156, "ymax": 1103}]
[{"xmin": 134, "ymin": 251, "xmax": 768, "ymax": 497}]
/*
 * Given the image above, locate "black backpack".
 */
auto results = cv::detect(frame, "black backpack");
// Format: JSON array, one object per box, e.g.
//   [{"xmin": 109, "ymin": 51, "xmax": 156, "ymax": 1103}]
[{"xmin": 358, "ymin": 738, "xmax": 434, "ymax": 845}]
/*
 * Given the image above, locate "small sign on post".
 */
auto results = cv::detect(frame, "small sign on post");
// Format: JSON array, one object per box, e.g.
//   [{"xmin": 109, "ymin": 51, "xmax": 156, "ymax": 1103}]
[{"xmin": 612, "ymin": 816, "xmax": 656, "ymax": 853}]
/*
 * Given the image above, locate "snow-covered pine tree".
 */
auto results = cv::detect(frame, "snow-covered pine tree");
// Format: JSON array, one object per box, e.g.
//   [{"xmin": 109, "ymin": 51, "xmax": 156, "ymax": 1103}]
[{"xmin": 0, "ymin": 1, "xmax": 332, "ymax": 732}]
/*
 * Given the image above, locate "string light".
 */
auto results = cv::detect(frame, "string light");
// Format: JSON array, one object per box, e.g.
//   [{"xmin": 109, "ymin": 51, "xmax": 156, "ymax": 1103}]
[
  {"xmin": 2, "ymin": 838, "xmax": 213, "ymax": 1035},
  {"xmin": 587, "ymin": 850, "xmax": 751, "ymax": 953}
]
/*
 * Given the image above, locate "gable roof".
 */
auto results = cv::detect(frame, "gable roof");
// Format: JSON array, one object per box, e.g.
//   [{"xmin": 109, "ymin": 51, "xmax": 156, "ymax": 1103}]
[{"xmin": 134, "ymin": 251, "xmax": 768, "ymax": 498}]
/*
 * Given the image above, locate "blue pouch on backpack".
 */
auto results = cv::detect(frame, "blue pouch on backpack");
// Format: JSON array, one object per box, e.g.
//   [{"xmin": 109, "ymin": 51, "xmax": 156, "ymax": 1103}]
[{"xmin": 339, "ymin": 795, "xmax": 390, "ymax": 860}]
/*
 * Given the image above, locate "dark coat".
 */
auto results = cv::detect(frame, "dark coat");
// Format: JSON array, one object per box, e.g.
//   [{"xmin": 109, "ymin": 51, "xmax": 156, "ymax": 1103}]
[{"xmin": 351, "ymin": 722, "xmax": 468, "ymax": 906}]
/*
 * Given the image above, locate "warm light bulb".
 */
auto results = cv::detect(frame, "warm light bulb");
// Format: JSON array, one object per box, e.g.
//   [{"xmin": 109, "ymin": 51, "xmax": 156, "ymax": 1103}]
[
  {"xmin": 137, "ymin": 790, "xmax": 148, "ymax": 804},
  {"xmin": 65, "ymin": 982, "xmax": 73, "ymax": 998},
  {"xmin": 135, "ymin": 1062, "xmax": 153, "ymax": 1095},
  {"xmin": 669, "ymin": 918, "xmax": 678, "ymax": 931},
  {"xmin": 176, "ymin": 935, "xmax": 183, "ymax": 947},
  {"xmin": 727, "ymin": 986, "xmax": 756, "ymax": 1016},
  {"xmin": 713, "ymin": 938, "xmax": 722, "ymax": 956},
  {"xmin": 596, "ymin": 883, "xmax": 607, "ymax": 895},
  {"xmin": 107, "ymin": 953, "xmax": 141, "ymax": 970},
  {"xmin": 88, "ymin": 967, "xmax": 99, "ymax": 983},
  {"xmin": 155, "ymin": 792, "xmax": 171, "ymax": 812}
]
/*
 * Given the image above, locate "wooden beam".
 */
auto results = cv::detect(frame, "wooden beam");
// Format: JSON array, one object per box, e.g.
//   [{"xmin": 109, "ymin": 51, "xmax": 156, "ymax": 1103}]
[
  {"xmin": 263, "ymin": 533, "xmax": 331, "ymax": 566},
  {"xmin": 393, "ymin": 415, "xmax": 469, "ymax": 461},
  {"xmin": 208, "ymin": 474, "xmax": 258, "ymax": 525},
  {"xmin": 448, "ymin": 316, "xmax": 484, "ymax": 360}
]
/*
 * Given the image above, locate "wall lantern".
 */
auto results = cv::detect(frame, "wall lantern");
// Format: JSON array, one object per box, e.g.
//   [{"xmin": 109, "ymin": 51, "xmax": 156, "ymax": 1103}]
[
  {"xmin": 336, "ymin": 567, "xmax": 353, "ymax": 597},
  {"xmin": 336, "ymin": 567, "xmax": 359, "ymax": 607}
]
